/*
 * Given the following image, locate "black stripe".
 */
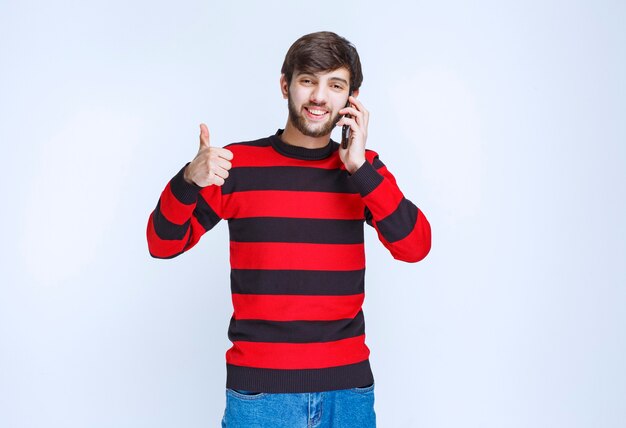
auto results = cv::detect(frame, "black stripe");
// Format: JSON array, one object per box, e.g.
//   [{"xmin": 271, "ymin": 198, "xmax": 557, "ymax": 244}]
[
  {"xmin": 169, "ymin": 164, "xmax": 201, "ymax": 205},
  {"xmin": 228, "ymin": 311, "xmax": 365, "ymax": 343},
  {"xmin": 376, "ymin": 198, "xmax": 418, "ymax": 243},
  {"xmin": 372, "ymin": 156, "xmax": 385, "ymax": 170},
  {"xmin": 230, "ymin": 269, "xmax": 365, "ymax": 295},
  {"xmin": 193, "ymin": 193, "xmax": 222, "ymax": 232},
  {"xmin": 226, "ymin": 360, "xmax": 374, "ymax": 393},
  {"xmin": 269, "ymin": 132, "xmax": 336, "ymax": 160},
  {"xmin": 364, "ymin": 207, "xmax": 373, "ymax": 227},
  {"xmin": 152, "ymin": 201, "xmax": 190, "ymax": 240},
  {"xmin": 228, "ymin": 217, "xmax": 364, "ymax": 244},
  {"xmin": 226, "ymin": 137, "xmax": 272, "ymax": 148},
  {"xmin": 222, "ymin": 166, "xmax": 357, "ymax": 195},
  {"xmin": 350, "ymin": 161, "xmax": 384, "ymax": 197}
]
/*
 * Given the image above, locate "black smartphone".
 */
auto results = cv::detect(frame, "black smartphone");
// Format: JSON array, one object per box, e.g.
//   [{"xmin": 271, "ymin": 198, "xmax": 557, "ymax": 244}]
[{"xmin": 341, "ymin": 91, "xmax": 353, "ymax": 149}]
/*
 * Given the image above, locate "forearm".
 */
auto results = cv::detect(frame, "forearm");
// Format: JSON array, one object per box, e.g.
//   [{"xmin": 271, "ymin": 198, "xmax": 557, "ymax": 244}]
[
  {"xmin": 147, "ymin": 164, "xmax": 203, "ymax": 258},
  {"xmin": 349, "ymin": 157, "xmax": 431, "ymax": 263}
]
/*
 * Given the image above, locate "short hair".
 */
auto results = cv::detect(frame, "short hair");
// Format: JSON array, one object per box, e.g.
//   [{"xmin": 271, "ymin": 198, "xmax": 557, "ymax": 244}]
[{"xmin": 281, "ymin": 31, "xmax": 363, "ymax": 92}]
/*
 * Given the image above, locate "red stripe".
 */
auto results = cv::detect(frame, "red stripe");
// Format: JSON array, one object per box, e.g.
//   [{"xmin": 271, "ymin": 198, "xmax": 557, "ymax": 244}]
[
  {"xmin": 391, "ymin": 209, "xmax": 432, "ymax": 262},
  {"xmin": 222, "ymin": 190, "xmax": 364, "ymax": 220},
  {"xmin": 226, "ymin": 335, "xmax": 370, "ymax": 369},
  {"xmin": 365, "ymin": 150, "xmax": 379, "ymax": 165},
  {"xmin": 363, "ymin": 175, "xmax": 404, "ymax": 219},
  {"xmin": 230, "ymin": 242, "xmax": 365, "ymax": 270},
  {"xmin": 146, "ymin": 212, "xmax": 209, "ymax": 258},
  {"xmin": 373, "ymin": 208, "xmax": 431, "ymax": 263},
  {"xmin": 230, "ymin": 145, "xmax": 343, "ymax": 169},
  {"xmin": 232, "ymin": 293, "xmax": 364, "ymax": 321},
  {"xmin": 146, "ymin": 214, "xmax": 189, "ymax": 258},
  {"xmin": 159, "ymin": 183, "xmax": 197, "ymax": 225},
  {"xmin": 186, "ymin": 215, "xmax": 207, "ymax": 251}
]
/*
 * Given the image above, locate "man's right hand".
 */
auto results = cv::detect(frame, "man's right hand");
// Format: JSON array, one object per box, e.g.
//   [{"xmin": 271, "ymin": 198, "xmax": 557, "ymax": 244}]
[{"xmin": 184, "ymin": 123, "xmax": 234, "ymax": 187}]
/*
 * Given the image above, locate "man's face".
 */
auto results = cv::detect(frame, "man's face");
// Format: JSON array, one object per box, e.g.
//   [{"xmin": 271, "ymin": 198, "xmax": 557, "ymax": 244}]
[{"xmin": 282, "ymin": 68, "xmax": 352, "ymax": 138}]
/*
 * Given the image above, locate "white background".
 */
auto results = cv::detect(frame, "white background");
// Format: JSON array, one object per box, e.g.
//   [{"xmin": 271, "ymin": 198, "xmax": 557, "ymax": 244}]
[{"xmin": 1, "ymin": 1, "xmax": 624, "ymax": 427}]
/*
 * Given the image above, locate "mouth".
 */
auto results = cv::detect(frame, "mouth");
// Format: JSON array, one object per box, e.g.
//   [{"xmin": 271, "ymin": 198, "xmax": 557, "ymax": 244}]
[{"xmin": 304, "ymin": 106, "xmax": 330, "ymax": 121}]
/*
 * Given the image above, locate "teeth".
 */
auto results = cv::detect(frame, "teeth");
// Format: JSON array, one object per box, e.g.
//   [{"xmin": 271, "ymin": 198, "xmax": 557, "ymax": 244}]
[{"xmin": 307, "ymin": 108, "xmax": 327, "ymax": 116}]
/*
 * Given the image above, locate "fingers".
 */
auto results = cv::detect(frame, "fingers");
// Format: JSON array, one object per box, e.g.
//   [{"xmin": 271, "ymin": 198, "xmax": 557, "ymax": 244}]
[
  {"xmin": 195, "ymin": 159, "xmax": 229, "ymax": 187},
  {"xmin": 199, "ymin": 124, "xmax": 234, "ymax": 161},
  {"xmin": 206, "ymin": 151, "xmax": 232, "ymax": 186},
  {"xmin": 199, "ymin": 123, "xmax": 211, "ymax": 149},
  {"xmin": 212, "ymin": 165, "xmax": 230, "ymax": 180},
  {"xmin": 192, "ymin": 124, "xmax": 235, "ymax": 187},
  {"xmin": 208, "ymin": 170, "xmax": 225, "ymax": 186},
  {"xmin": 213, "ymin": 147, "xmax": 234, "ymax": 161},
  {"xmin": 336, "ymin": 111, "xmax": 367, "ymax": 155},
  {"xmin": 340, "ymin": 96, "xmax": 369, "ymax": 128},
  {"xmin": 213, "ymin": 156, "xmax": 232, "ymax": 171},
  {"xmin": 336, "ymin": 116, "xmax": 360, "ymax": 132}
]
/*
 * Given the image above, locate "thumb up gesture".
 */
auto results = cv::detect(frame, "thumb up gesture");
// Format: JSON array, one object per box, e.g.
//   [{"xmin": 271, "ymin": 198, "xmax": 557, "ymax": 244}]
[{"xmin": 184, "ymin": 123, "xmax": 234, "ymax": 187}]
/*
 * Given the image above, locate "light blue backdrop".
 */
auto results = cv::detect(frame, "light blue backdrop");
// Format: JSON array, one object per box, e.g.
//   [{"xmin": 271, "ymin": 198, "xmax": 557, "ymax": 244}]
[{"xmin": 1, "ymin": 1, "xmax": 624, "ymax": 427}]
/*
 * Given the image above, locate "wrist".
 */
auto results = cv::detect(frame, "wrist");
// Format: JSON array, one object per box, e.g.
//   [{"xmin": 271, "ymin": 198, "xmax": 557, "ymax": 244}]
[
  {"xmin": 347, "ymin": 158, "xmax": 366, "ymax": 174},
  {"xmin": 183, "ymin": 164, "xmax": 196, "ymax": 185},
  {"xmin": 171, "ymin": 163, "xmax": 202, "ymax": 204}
]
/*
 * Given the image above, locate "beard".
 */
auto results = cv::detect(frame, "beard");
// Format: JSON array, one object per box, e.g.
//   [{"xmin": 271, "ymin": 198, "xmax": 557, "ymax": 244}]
[{"xmin": 287, "ymin": 93, "xmax": 342, "ymax": 138}]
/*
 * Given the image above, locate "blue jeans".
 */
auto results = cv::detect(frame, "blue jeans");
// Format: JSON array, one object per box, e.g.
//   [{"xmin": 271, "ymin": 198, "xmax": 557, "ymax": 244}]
[{"xmin": 221, "ymin": 384, "xmax": 376, "ymax": 427}]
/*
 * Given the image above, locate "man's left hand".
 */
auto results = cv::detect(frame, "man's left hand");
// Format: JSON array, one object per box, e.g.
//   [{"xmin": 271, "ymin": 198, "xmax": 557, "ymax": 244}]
[{"xmin": 337, "ymin": 95, "xmax": 369, "ymax": 174}]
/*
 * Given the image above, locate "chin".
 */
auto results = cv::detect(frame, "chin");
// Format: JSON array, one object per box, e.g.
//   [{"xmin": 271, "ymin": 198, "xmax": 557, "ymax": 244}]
[{"xmin": 302, "ymin": 116, "xmax": 340, "ymax": 138}]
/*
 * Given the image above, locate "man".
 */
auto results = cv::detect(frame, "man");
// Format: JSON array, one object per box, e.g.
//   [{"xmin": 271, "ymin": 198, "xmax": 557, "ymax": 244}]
[{"xmin": 147, "ymin": 31, "xmax": 431, "ymax": 427}]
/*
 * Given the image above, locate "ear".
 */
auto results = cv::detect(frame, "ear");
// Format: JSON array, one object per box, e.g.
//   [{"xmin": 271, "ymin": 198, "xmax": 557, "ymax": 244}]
[
  {"xmin": 351, "ymin": 88, "xmax": 360, "ymax": 98},
  {"xmin": 280, "ymin": 74, "xmax": 289, "ymax": 99}
]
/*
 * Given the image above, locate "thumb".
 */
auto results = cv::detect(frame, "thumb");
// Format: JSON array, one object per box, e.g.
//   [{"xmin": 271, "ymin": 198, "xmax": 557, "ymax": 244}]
[{"xmin": 199, "ymin": 123, "xmax": 211, "ymax": 149}]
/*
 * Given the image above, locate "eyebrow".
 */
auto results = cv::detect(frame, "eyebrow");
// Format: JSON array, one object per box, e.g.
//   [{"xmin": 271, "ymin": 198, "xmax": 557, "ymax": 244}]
[
  {"xmin": 296, "ymin": 72, "xmax": 349, "ymax": 86},
  {"xmin": 329, "ymin": 77, "xmax": 349, "ymax": 86}
]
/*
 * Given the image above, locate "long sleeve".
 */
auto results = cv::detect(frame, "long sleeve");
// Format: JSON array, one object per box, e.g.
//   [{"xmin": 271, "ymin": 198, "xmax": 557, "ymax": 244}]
[
  {"xmin": 348, "ymin": 151, "xmax": 431, "ymax": 263},
  {"xmin": 146, "ymin": 163, "xmax": 223, "ymax": 258}
]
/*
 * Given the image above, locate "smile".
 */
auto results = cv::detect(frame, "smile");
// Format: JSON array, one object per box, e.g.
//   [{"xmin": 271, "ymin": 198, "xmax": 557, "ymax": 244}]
[{"xmin": 304, "ymin": 107, "xmax": 329, "ymax": 120}]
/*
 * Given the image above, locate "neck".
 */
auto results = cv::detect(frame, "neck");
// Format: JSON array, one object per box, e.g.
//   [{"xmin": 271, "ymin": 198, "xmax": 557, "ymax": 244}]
[{"xmin": 281, "ymin": 120, "xmax": 331, "ymax": 149}]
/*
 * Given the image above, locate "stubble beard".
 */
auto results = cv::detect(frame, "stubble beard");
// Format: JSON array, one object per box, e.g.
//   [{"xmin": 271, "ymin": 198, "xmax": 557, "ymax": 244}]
[{"xmin": 287, "ymin": 93, "xmax": 341, "ymax": 138}]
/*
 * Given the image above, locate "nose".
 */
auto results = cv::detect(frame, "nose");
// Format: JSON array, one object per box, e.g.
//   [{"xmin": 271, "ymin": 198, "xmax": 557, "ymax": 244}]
[{"xmin": 310, "ymin": 85, "xmax": 328, "ymax": 105}]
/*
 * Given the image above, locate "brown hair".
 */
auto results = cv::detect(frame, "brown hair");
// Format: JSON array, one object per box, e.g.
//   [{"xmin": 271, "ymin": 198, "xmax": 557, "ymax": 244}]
[{"xmin": 281, "ymin": 31, "xmax": 363, "ymax": 92}]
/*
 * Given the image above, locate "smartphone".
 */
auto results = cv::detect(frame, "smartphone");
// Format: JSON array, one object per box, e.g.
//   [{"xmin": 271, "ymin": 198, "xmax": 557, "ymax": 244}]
[{"xmin": 341, "ymin": 91, "xmax": 353, "ymax": 149}]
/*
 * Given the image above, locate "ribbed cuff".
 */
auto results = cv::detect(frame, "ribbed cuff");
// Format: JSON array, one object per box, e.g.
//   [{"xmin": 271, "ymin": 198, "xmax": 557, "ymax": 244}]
[
  {"xmin": 170, "ymin": 163, "xmax": 202, "ymax": 205},
  {"xmin": 348, "ymin": 160, "xmax": 384, "ymax": 197}
]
